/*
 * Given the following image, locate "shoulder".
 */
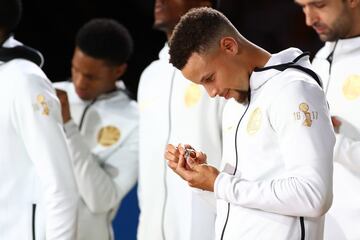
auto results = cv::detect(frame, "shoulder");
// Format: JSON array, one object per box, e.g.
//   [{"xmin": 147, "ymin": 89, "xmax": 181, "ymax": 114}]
[
  {"xmin": 4, "ymin": 59, "xmax": 52, "ymax": 94},
  {"xmin": 53, "ymin": 81, "xmax": 71, "ymax": 91}
]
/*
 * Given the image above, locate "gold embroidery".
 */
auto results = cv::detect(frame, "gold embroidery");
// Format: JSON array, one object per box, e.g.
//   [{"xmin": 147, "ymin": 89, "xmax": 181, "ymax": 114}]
[
  {"xmin": 247, "ymin": 108, "xmax": 262, "ymax": 135},
  {"xmin": 299, "ymin": 103, "xmax": 312, "ymax": 127},
  {"xmin": 36, "ymin": 95, "xmax": 50, "ymax": 116},
  {"xmin": 343, "ymin": 75, "xmax": 360, "ymax": 100},
  {"xmin": 97, "ymin": 126, "xmax": 121, "ymax": 147},
  {"xmin": 184, "ymin": 83, "xmax": 201, "ymax": 107}
]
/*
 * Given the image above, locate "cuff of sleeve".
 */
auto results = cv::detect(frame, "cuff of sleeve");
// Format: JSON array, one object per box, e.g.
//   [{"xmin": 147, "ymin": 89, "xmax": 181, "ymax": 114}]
[
  {"xmin": 63, "ymin": 119, "xmax": 78, "ymax": 138},
  {"xmin": 333, "ymin": 133, "xmax": 344, "ymax": 163},
  {"xmin": 214, "ymin": 172, "xmax": 232, "ymax": 200}
]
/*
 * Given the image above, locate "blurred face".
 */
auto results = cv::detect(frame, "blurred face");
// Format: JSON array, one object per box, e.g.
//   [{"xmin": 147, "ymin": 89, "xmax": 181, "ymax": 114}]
[
  {"xmin": 71, "ymin": 47, "xmax": 125, "ymax": 100},
  {"xmin": 181, "ymin": 38, "xmax": 250, "ymax": 103},
  {"xmin": 154, "ymin": 0, "xmax": 210, "ymax": 34},
  {"xmin": 295, "ymin": 0, "xmax": 353, "ymax": 41}
]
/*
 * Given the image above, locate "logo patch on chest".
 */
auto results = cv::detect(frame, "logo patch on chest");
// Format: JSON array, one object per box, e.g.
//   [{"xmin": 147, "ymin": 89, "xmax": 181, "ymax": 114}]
[
  {"xmin": 247, "ymin": 108, "xmax": 262, "ymax": 135},
  {"xmin": 184, "ymin": 83, "xmax": 201, "ymax": 107},
  {"xmin": 293, "ymin": 102, "xmax": 318, "ymax": 127},
  {"xmin": 97, "ymin": 125, "xmax": 121, "ymax": 147},
  {"xmin": 342, "ymin": 75, "xmax": 360, "ymax": 100}
]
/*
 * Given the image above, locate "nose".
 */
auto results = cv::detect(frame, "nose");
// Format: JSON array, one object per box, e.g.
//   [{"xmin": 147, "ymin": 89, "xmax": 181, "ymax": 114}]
[
  {"xmin": 204, "ymin": 85, "xmax": 218, "ymax": 98},
  {"xmin": 74, "ymin": 74, "xmax": 89, "ymax": 89},
  {"xmin": 304, "ymin": 7, "xmax": 317, "ymax": 26}
]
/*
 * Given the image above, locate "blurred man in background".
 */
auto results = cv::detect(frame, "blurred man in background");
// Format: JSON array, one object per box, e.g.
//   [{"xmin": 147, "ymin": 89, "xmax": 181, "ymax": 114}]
[
  {"xmin": 296, "ymin": 0, "xmax": 360, "ymax": 238},
  {"xmin": 137, "ymin": 0, "xmax": 225, "ymax": 239},
  {"xmin": 55, "ymin": 18, "xmax": 138, "ymax": 240}
]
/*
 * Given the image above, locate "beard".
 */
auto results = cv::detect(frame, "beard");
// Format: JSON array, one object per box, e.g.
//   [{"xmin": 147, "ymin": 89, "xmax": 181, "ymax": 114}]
[
  {"xmin": 233, "ymin": 90, "xmax": 249, "ymax": 104},
  {"xmin": 317, "ymin": 6, "xmax": 352, "ymax": 42}
]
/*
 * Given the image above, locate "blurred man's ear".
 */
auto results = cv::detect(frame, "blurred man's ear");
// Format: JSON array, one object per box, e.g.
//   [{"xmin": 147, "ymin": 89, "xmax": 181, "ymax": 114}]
[
  {"xmin": 199, "ymin": 1, "xmax": 212, "ymax": 8},
  {"xmin": 114, "ymin": 63, "xmax": 127, "ymax": 79}
]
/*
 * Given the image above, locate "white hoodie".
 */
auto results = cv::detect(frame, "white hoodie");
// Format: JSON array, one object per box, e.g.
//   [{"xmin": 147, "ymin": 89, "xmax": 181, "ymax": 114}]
[
  {"xmin": 313, "ymin": 37, "xmax": 360, "ymax": 240},
  {"xmin": 137, "ymin": 44, "xmax": 225, "ymax": 240},
  {"xmin": 0, "ymin": 37, "xmax": 78, "ymax": 240},
  {"xmin": 54, "ymin": 81, "xmax": 138, "ymax": 240},
  {"xmin": 215, "ymin": 48, "xmax": 335, "ymax": 240}
]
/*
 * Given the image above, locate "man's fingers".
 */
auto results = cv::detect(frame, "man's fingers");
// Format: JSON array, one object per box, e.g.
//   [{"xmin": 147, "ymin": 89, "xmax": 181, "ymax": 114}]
[
  {"xmin": 167, "ymin": 160, "xmax": 177, "ymax": 171},
  {"xmin": 164, "ymin": 151, "xmax": 178, "ymax": 162}
]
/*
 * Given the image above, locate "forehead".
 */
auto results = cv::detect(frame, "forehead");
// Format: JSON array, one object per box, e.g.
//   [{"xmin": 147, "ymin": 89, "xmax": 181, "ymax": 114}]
[
  {"xmin": 295, "ymin": 0, "xmax": 325, "ymax": 5},
  {"xmin": 181, "ymin": 52, "xmax": 208, "ymax": 84}
]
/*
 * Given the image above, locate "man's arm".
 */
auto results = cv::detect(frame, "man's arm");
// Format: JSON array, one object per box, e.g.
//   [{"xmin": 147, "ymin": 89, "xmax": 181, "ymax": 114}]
[
  {"xmin": 57, "ymin": 89, "xmax": 139, "ymax": 213},
  {"xmin": 13, "ymin": 74, "xmax": 78, "ymax": 239},
  {"xmin": 63, "ymin": 120, "xmax": 138, "ymax": 213}
]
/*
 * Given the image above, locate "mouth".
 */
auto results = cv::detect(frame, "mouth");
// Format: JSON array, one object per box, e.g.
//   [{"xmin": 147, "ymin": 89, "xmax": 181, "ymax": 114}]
[
  {"xmin": 225, "ymin": 89, "xmax": 231, "ymax": 99},
  {"xmin": 219, "ymin": 89, "xmax": 230, "ymax": 99},
  {"xmin": 75, "ymin": 88, "xmax": 89, "ymax": 97},
  {"xmin": 313, "ymin": 24, "xmax": 327, "ymax": 35}
]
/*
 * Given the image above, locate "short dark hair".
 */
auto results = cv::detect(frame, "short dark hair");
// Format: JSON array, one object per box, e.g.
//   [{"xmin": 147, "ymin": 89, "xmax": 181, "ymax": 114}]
[
  {"xmin": 0, "ymin": 0, "xmax": 22, "ymax": 36},
  {"xmin": 76, "ymin": 18, "xmax": 133, "ymax": 66},
  {"xmin": 169, "ymin": 7, "xmax": 234, "ymax": 70}
]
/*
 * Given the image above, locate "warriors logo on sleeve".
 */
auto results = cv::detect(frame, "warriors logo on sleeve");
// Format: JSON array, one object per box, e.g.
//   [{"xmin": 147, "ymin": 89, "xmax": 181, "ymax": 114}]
[{"xmin": 33, "ymin": 94, "xmax": 50, "ymax": 116}]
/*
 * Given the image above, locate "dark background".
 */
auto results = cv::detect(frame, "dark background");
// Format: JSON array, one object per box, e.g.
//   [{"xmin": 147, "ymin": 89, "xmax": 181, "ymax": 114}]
[
  {"xmin": 16, "ymin": 1, "xmax": 323, "ymax": 239},
  {"xmin": 16, "ymin": 0, "xmax": 322, "ymax": 99}
]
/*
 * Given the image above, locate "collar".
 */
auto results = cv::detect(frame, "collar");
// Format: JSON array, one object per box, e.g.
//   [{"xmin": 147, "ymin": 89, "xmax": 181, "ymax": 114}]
[{"xmin": 249, "ymin": 48, "xmax": 309, "ymax": 91}]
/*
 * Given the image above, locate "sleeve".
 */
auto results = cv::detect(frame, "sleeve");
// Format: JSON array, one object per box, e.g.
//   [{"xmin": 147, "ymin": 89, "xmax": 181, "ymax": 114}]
[
  {"xmin": 12, "ymin": 73, "xmax": 78, "ymax": 240},
  {"xmin": 214, "ymin": 80, "xmax": 335, "ymax": 218},
  {"xmin": 333, "ymin": 133, "xmax": 360, "ymax": 174},
  {"xmin": 63, "ymin": 118, "xmax": 139, "ymax": 213}
]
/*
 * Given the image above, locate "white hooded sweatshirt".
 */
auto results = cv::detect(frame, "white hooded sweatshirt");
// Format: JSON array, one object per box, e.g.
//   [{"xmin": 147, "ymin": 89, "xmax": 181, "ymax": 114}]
[
  {"xmin": 215, "ymin": 48, "xmax": 335, "ymax": 240},
  {"xmin": 313, "ymin": 37, "xmax": 360, "ymax": 240},
  {"xmin": 137, "ymin": 44, "xmax": 225, "ymax": 240}
]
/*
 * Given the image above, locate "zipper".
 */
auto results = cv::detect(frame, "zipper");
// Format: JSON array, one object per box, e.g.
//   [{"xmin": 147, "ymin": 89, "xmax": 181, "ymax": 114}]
[
  {"xmin": 324, "ymin": 40, "xmax": 338, "ymax": 95},
  {"xmin": 32, "ymin": 203, "xmax": 36, "ymax": 240},
  {"xmin": 78, "ymin": 98, "xmax": 97, "ymax": 131},
  {"xmin": 161, "ymin": 69, "xmax": 176, "ymax": 240},
  {"xmin": 220, "ymin": 93, "xmax": 251, "ymax": 240}
]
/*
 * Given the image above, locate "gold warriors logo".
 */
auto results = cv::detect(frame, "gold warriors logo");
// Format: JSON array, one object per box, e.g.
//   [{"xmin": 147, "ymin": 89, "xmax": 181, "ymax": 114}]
[
  {"xmin": 293, "ymin": 102, "xmax": 318, "ymax": 127},
  {"xmin": 184, "ymin": 83, "xmax": 201, "ymax": 107},
  {"xmin": 247, "ymin": 108, "xmax": 262, "ymax": 135},
  {"xmin": 97, "ymin": 125, "xmax": 121, "ymax": 147},
  {"xmin": 36, "ymin": 94, "xmax": 50, "ymax": 116},
  {"xmin": 343, "ymin": 75, "xmax": 360, "ymax": 100}
]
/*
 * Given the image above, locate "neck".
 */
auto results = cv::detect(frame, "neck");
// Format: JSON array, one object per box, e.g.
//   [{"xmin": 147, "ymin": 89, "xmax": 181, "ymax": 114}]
[{"xmin": 247, "ymin": 42, "xmax": 271, "ymax": 70}]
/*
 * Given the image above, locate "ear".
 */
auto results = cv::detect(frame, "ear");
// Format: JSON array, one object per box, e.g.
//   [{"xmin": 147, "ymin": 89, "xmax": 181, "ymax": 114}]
[
  {"xmin": 219, "ymin": 37, "xmax": 238, "ymax": 56},
  {"xmin": 348, "ymin": 0, "xmax": 360, "ymax": 8},
  {"xmin": 114, "ymin": 63, "xmax": 127, "ymax": 78}
]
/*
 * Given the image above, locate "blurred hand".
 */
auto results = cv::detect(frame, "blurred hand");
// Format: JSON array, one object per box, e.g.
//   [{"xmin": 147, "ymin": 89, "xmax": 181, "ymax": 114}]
[
  {"xmin": 55, "ymin": 89, "xmax": 71, "ymax": 123},
  {"xmin": 331, "ymin": 116, "xmax": 342, "ymax": 134}
]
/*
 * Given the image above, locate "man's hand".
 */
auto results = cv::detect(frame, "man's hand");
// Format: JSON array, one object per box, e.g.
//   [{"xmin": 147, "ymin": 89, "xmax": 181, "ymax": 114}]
[
  {"xmin": 164, "ymin": 144, "xmax": 206, "ymax": 170},
  {"xmin": 55, "ymin": 89, "xmax": 71, "ymax": 123},
  {"xmin": 331, "ymin": 116, "xmax": 342, "ymax": 133},
  {"xmin": 164, "ymin": 144, "xmax": 219, "ymax": 192}
]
